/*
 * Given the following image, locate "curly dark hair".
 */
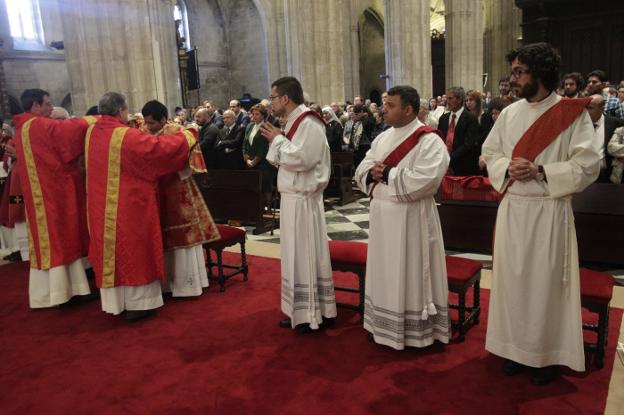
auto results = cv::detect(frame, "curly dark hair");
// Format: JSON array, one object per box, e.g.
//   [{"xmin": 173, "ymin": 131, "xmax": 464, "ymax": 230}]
[
  {"xmin": 562, "ymin": 72, "xmax": 585, "ymax": 90},
  {"xmin": 506, "ymin": 42, "xmax": 561, "ymax": 92}
]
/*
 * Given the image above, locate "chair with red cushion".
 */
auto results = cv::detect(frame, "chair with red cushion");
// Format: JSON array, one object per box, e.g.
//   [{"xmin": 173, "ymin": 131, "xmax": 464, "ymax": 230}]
[
  {"xmin": 203, "ymin": 225, "xmax": 248, "ymax": 292},
  {"xmin": 446, "ymin": 255, "xmax": 483, "ymax": 342},
  {"xmin": 328, "ymin": 240, "xmax": 367, "ymax": 315},
  {"xmin": 580, "ymin": 268, "xmax": 614, "ymax": 368}
]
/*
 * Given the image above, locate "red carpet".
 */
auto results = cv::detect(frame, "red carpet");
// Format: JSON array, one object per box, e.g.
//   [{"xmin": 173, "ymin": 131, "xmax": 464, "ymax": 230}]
[{"xmin": 0, "ymin": 254, "xmax": 621, "ymax": 415}]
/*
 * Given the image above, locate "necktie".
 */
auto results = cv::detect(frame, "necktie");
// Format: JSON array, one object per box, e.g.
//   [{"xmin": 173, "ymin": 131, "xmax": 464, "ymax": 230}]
[{"xmin": 446, "ymin": 113, "xmax": 456, "ymax": 153}]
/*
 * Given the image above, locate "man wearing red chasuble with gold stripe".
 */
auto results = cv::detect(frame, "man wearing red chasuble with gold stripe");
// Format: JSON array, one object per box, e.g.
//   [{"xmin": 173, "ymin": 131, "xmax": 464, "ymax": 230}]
[
  {"xmin": 141, "ymin": 100, "xmax": 219, "ymax": 298},
  {"xmin": 13, "ymin": 89, "xmax": 97, "ymax": 308},
  {"xmin": 86, "ymin": 92, "xmax": 196, "ymax": 321}
]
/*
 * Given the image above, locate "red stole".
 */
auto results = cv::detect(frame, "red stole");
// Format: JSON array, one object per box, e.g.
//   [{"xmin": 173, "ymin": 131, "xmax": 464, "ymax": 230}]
[
  {"xmin": 285, "ymin": 110, "xmax": 325, "ymax": 140},
  {"xmin": 511, "ymin": 97, "xmax": 591, "ymax": 161},
  {"xmin": 370, "ymin": 125, "xmax": 442, "ymax": 197}
]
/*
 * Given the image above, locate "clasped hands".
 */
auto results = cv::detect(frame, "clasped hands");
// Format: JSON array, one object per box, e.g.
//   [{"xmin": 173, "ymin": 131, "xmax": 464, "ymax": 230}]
[
  {"xmin": 508, "ymin": 157, "xmax": 538, "ymax": 182},
  {"xmin": 370, "ymin": 161, "xmax": 388, "ymax": 183}
]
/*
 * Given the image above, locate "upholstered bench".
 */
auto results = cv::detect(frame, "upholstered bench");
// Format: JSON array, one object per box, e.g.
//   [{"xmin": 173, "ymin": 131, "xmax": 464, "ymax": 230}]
[
  {"xmin": 446, "ymin": 256, "xmax": 483, "ymax": 342},
  {"xmin": 203, "ymin": 225, "xmax": 248, "ymax": 292},
  {"xmin": 580, "ymin": 268, "xmax": 614, "ymax": 368},
  {"xmin": 328, "ymin": 240, "xmax": 367, "ymax": 315}
]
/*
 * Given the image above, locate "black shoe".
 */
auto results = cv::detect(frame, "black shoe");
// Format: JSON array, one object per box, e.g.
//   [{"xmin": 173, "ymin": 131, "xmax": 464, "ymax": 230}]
[
  {"xmin": 321, "ymin": 317, "xmax": 336, "ymax": 328},
  {"xmin": 502, "ymin": 359, "xmax": 525, "ymax": 376},
  {"xmin": 125, "ymin": 309, "xmax": 156, "ymax": 322},
  {"xmin": 530, "ymin": 366, "xmax": 557, "ymax": 386},
  {"xmin": 279, "ymin": 318, "xmax": 292, "ymax": 328},
  {"xmin": 3, "ymin": 251, "xmax": 22, "ymax": 262},
  {"xmin": 295, "ymin": 323, "xmax": 314, "ymax": 334}
]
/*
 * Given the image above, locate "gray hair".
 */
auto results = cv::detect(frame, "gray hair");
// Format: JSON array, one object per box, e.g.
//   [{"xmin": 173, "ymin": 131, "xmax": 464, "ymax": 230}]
[
  {"xmin": 419, "ymin": 99, "xmax": 430, "ymax": 110},
  {"xmin": 98, "ymin": 92, "xmax": 127, "ymax": 116},
  {"xmin": 447, "ymin": 86, "xmax": 466, "ymax": 102}
]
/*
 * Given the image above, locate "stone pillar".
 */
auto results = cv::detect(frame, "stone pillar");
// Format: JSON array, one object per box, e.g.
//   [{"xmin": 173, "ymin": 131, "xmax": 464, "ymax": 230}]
[
  {"xmin": 384, "ymin": 0, "xmax": 432, "ymax": 98},
  {"xmin": 445, "ymin": 0, "xmax": 484, "ymax": 91},
  {"xmin": 283, "ymin": 0, "xmax": 347, "ymax": 105},
  {"xmin": 59, "ymin": 0, "xmax": 181, "ymax": 115},
  {"xmin": 483, "ymin": 0, "xmax": 522, "ymax": 93}
]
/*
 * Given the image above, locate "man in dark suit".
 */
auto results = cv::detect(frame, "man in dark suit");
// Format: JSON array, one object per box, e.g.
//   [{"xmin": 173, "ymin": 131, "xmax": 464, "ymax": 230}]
[
  {"xmin": 438, "ymin": 86, "xmax": 481, "ymax": 175},
  {"xmin": 203, "ymin": 101, "xmax": 224, "ymax": 129},
  {"xmin": 587, "ymin": 94, "xmax": 624, "ymax": 182},
  {"xmin": 195, "ymin": 108, "xmax": 220, "ymax": 169},
  {"xmin": 229, "ymin": 99, "xmax": 250, "ymax": 128},
  {"xmin": 215, "ymin": 110, "xmax": 245, "ymax": 169}
]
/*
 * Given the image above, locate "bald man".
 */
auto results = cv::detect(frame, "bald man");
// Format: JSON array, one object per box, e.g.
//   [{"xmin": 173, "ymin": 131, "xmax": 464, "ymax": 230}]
[{"xmin": 587, "ymin": 94, "xmax": 624, "ymax": 182}]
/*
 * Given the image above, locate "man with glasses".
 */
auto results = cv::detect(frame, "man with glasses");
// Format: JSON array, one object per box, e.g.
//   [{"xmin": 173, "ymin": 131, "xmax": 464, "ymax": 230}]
[
  {"xmin": 482, "ymin": 43, "xmax": 599, "ymax": 385},
  {"xmin": 260, "ymin": 76, "xmax": 336, "ymax": 333}
]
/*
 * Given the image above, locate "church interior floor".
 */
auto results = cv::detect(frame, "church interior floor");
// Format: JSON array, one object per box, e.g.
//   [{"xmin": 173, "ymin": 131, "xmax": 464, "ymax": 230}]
[{"xmin": 239, "ymin": 195, "xmax": 624, "ymax": 414}]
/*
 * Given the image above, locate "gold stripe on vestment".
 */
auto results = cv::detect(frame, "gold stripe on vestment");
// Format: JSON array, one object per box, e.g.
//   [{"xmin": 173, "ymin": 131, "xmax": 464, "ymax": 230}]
[
  {"xmin": 84, "ymin": 123, "xmax": 96, "ymax": 236},
  {"xmin": 21, "ymin": 117, "xmax": 51, "ymax": 269},
  {"xmin": 101, "ymin": 127, "xmax": 127, "ymax": 288}
]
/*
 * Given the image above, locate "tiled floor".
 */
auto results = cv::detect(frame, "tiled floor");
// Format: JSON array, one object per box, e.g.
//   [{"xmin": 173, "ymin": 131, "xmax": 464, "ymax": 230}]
[{"xmin": 243, "ymin": 194, "xmax": 624, "ymax": 415}]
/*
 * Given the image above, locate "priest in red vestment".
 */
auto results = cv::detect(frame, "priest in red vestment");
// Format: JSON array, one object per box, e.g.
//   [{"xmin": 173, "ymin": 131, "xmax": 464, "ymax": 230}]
[
  {"xmin": 86, "ymin": 92, "xmax": 196, "ymax": 321},
  {"xmin": 13, "ymin": 89, "xmax": 97, "ymax": 308},
  {"xmin": 141, "ymin": 100, "xmax": 219, "ymax": 298}
]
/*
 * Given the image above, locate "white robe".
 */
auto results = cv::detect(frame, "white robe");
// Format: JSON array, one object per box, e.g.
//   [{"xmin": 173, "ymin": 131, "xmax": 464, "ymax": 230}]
[
  {"xmin": 482, "ymin": 92, "xmax": 600, "ymax": 372},
  {"xmin": 354, "ymin": 118, "xmax": 451, "ymax": 350},
  {"xmin": 164, "ymin": 245, "xmax": 209, "ymax": 297},
  {"xmin": 267, "ymin": 104, "xmax": 336, "ymax": 329},
  {"xmin": 29, "ymin": 257, "xmax": 91, "ymax": 308}
]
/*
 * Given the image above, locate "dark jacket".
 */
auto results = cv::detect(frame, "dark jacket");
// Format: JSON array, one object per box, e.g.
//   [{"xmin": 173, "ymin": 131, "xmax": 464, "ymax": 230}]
[
  {"xmin": 198, "ymin": 124, "xmax": 220, "ymax": 170},
  {"xmin": 243, "ymin": 123, "xmax": 275, "ymax": 193},
  {"xmin": 438, "ymin": 110, "xmax": 481, "ymax": 176},
  {"xmin": 215, "ymin": 124, "xmax": 245, "ymax": 169},
  {"xmin": 325, "ymin": 120, "xmax": 343, "ymax": 152}
]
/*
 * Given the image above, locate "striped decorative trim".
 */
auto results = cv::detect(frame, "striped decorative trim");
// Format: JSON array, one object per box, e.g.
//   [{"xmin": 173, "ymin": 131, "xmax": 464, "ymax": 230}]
[
  {"xmin": 101, "ymin": 127, "xmax": 128, "ymax": 288},
  {"xmin": 182, "ymin": 129, "xmax": 196, "ymax": 149},
  {"xmin": 84, "ymin": 123, "xmax": 96, "ymax": 236},
  {"xmin": 21, "ymin": 117, "xmax": 51, "ymax": 269}
]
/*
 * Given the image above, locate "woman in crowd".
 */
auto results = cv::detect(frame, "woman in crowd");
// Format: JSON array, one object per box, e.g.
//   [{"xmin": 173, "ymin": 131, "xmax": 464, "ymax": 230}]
[
  {"xmin": 466, "ymin": 89, "xmax": 494, "ymax": 143},
  {"xmin": 243, "ymin": 104, "xmax": 276, "ymax": 210},
  {"xmin": 322, "ymin": 106, "xmax": 343, "ymax": 152}
]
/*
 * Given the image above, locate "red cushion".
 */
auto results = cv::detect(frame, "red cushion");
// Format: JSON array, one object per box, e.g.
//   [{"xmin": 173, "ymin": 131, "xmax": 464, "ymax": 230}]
[
  {"xmin": 215, "ymin": 225, "xmax": 246, "ymax": 242},
  {"xmin": 446, "ymin": 256, "xmax": 482, "ymax": 283},
  {"xmin": 580, "ymin": 268, "xmax": 614, "ymax": 303},
  {"xmin": 329, "ymin": 240, "xmax": 367, "ymax": 265}
]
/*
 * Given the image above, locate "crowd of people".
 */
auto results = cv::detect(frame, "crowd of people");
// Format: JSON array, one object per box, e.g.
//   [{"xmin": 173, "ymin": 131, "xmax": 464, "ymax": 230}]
[{"xmin": 0, "ymin": 41, "xmax": 619, "ymax": 387}]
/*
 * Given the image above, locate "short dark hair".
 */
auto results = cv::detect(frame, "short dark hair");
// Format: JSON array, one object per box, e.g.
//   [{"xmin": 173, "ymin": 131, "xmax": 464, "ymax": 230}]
[
  {"xmin": 506, "ymin": 42, "xmax": 561, "ymax": 91},
  {"xmin": 20, "ymin": 89, "xmax": 50, "ymax": 112},
  {"xmin": 85, "ymin": 105, "xmax": 99, "ymax": 116},
  {"xmin": 387, "ymin": 85, "xmax": 420, "ymax": 113},
  {"xmin": 499, "ymin": 76, "xmax": 510, "ymax": 85},
  {"xmin": 489, "ymin": 97, "xmax": 510, "ymax": 113},
  {"xmin": 563, "ymin": 72, "xmax": 585, "ymax": 90},
  {"xmin": 271, "ymin": 76, "xmax": 304, "ymax": 105},
  {"xmin": 141, "ymin": 100, "xmax": 168, "ymax": 121},
  {"xmin": 588, "ymin": 69, "xmax": 608, "ymax": 82}
]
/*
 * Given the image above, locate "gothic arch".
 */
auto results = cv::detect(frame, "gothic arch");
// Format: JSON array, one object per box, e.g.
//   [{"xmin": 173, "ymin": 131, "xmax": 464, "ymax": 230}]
[{"xmin": 358, "ymin": 8, "xmax": 386, "ymax": 104}]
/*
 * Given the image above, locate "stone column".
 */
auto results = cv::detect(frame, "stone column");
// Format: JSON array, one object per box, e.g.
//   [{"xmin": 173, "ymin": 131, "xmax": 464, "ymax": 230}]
[
  {"xmin": 59, "ymin": 0, "xmax": 181, "ymax": 115},
  {"xmin": 283, "ymin": 0, "xmax": 347, "ymax": 105},
  {"xmin": 384, "ymin": 0, "xmax": 432, "ymax": 98},
  {"xmin": 483, "ymin": 0, "xmax": 522, "ymax": 93},
  {"xmin": 445, "ymin": 0, "xmax": 484, "ymax": 91}
]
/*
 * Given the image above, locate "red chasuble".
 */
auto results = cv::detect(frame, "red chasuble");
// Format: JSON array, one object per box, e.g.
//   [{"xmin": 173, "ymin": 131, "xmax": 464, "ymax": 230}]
[
  {"xmin": 86, "ymin": 116, "xmax": 195, "ymax": 288},
  {"xmin": 157, "ymin": 123, "xmax": 220, "ymax": 250},
  {"xmin": 13, "ymin": 113, "xmax": 97, "ymax": 270}
]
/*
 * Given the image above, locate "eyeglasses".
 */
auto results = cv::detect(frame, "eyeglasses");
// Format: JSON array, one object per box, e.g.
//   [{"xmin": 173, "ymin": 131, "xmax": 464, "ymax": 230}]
[
  {"xmin": 510, "ymin": 67, "xmax": 530, "ymax": 78},
  {"xmin": 268, "ymin": 95, "xmax": 282, "ymax": 101}
]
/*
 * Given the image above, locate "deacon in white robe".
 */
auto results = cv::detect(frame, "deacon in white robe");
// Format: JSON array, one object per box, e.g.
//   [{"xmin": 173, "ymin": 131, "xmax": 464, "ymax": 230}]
[
  {"xmin": 482, "ymin": 91, "xmax": 599, "ymax": 372},
  {"xmin": 262, "ymin": 77, "xmax": 336, "ymax": 330},
  {"xmin": 354, "ymin": 87, "xmax": 451, "ymax": 350}
]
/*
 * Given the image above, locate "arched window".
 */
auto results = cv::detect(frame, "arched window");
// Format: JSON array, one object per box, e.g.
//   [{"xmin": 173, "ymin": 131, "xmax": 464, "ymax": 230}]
[
  {"xmin": 5, "ymin": 0, "xmax": 45, "ymax": 50},
  {"xmin": 173, "ymin": 0, "xmax": 191, "ymax": 51}
]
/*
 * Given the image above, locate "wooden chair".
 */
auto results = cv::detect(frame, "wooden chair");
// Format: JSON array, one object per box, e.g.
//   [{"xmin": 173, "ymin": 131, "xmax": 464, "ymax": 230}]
[
  {"xmin": 328, "ymin": 240, "xmax": 367, "ymax": 315},
  {"xmin": 580, "ymin": 268, "xmax": 614, "ymax": 368},
  {"xmin": 446, "ymin": 256, "xmax": 483, "ymax": 342},
  {"xmin": 203, "ymin": 225, "xmax": 248, "ymax": 292}
]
